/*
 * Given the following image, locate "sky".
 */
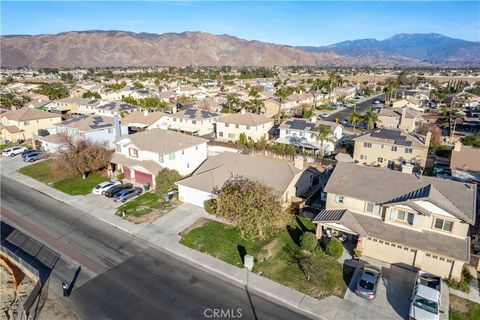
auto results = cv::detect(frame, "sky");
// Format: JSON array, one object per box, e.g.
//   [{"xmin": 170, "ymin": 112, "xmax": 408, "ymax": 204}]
[{"xmin": 1, "ymin": 1, "xmax": 479, "ymax": 46}]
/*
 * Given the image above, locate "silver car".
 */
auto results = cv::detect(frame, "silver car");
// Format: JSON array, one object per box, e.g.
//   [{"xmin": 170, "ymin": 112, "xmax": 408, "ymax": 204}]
[{"xmin": 355, "ymin": 264, "xmax": 381, "ymax": 300}]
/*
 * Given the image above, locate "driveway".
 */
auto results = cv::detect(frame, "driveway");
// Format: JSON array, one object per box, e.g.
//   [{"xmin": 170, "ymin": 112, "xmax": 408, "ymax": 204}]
[{"xmin": 341, "ymin": 259, "xmax": 417, "ymax": 319}]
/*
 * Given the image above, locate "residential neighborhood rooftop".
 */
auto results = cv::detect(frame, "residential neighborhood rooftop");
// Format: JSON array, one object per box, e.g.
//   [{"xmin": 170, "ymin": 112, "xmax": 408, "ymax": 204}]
[
  {"xmin": 353, "ymin": 128, "xmax": 428, "ymax": 148},
  {"xmin": 217, "ymin": 111, "xmax": 272, "ymax": 126},
  {"xmin": 2, "ymin": 108, "xmax": 60, "ymax": 121},
  {"xmin": 169, "ymin": 108, "xmax": 219, "ymax": 120},
  {"xmin": 56, "ymin": 115, "xmax": 115, "ymax": 132}
]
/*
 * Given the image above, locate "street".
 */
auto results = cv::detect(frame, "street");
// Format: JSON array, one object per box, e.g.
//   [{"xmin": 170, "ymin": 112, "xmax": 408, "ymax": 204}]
[
  {"xmin": 325, "ymin": 94, "xmax": 385, "ymax": 122},
  {"xmin": 0, "ymin": 175, "xmax": 312, "ymax": 320}
]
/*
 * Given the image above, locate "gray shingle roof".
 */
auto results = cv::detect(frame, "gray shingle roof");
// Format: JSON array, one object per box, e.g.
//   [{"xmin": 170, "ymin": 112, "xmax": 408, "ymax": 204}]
[{"xmin": 324, "ymin": 162, "xmax": 476, "ymax": 224}]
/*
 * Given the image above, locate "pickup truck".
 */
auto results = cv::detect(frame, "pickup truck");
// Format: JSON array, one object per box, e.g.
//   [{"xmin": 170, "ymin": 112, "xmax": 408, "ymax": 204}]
[{"xmin": 409, "ymin": 271, "xmax": 443, "ymax": 320}]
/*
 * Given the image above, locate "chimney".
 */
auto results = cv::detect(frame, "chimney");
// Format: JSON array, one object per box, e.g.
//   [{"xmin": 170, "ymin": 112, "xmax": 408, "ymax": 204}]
[
  {"xmin": 401, "ymin": 163, "xmax": 414, "ymax": 174},
  {"xmin": 294, "ymin": 156, "xmax": 304, "ymax": 170},
  {"xmin": 454, "ymin": 141, "xmax": 462, "ymax": 152},
  {"xmin": 400, "ymin": 107, "xmax": 407, "ymax": 126},
  {"xmin": 425, "ymin": 132, "xmax": 432, "ymax": 149},
  {"xmin": 113, "ymin": 114, "xmax": 121, "ymax": 139},
  {"xmin": 143, "ymin": 109, "xmax": 149, "ymax": 116},
  {"xmin": 310, "ymin": 116, "xmax": 317, "ymax": 123}
]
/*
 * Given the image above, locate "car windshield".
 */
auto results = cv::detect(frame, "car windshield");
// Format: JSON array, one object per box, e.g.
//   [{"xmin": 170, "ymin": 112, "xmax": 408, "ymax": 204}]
[
  {"xmin": 413, "ymin": 296, "xmax": 438, "ymax": 314},
  {"xmin": 359, "ymin": 279, "xmax": 375, "ymax": 290}
]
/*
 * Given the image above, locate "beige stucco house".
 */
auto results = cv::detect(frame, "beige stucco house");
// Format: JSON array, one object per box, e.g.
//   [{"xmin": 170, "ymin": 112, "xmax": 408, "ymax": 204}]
[
  {"xmin": 216, "ymin": 110, "xmax": 273, "ymax": 142},
  {"xmin": 376, "ymin": 107, "xmax": 422, "ymax": 132},
  {"xmin": 0, "ymin": 108, "xmax": 62, "ymax": 140},
  {"xmin": 313, "ymin": 162, "xmax": 476, "ymax": 279},
  {"xmin": 353, "ymin": 128, "xmax": 430, "ymax": 170}
]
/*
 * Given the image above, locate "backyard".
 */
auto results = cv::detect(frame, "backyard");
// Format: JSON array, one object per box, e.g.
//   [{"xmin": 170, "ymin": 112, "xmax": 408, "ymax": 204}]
[
  {"xmin": 181, "ymin": 216, "xmax": 354, "ymax": 299},
  {"xmin": 18, "ymin": 159, "xmax": 108, "ymax": 196}
]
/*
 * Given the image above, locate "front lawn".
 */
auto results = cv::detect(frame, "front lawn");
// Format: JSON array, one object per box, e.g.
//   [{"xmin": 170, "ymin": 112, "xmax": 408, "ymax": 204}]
[
  {"xmin": 449, "ymin": 294, "xmax": 480, "ymax": 320},
  {"xmin": 181, "ymin": 216, "xmax": 352, "ymax": 298},
  {"xmin": 18, "ymin": 159, "xmax": 57, "ymax": 184},
  {"xmin": 116, "ymin": 192, "xmax": 174, "ymax": 217},
  {"xmin": 52, "ymin": 173, "xmax": 108, "ymax": 196}
]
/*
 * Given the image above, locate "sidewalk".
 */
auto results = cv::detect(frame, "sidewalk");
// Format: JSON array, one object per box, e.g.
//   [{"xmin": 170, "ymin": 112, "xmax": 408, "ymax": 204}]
[{"xmin": 2, "ymin": 157, "xmax": 370, "ymax": 320}]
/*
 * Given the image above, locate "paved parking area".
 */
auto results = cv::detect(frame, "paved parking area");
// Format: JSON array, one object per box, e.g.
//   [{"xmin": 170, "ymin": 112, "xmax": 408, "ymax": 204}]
[{"xmin": 342, "ymin": 259, "xmax": 417, "ymax": 319}]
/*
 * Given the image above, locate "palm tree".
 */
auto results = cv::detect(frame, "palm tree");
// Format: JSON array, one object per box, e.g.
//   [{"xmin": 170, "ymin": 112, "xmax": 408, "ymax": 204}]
[
  {"xmin": 364, "ymin": 108, "xmax": 378, "ymax": 130},
  {"xmin": 328, "ymin": 72, "xmax": 343, "ymax": 93},
  {"xmin": 315, "ymin": 125, "xmax": 334, "ymax": 157},
  {"xmin": 383, "ymin": 82, "xmax": 398, "ymax": 105},
  {"xmin": 226, "ymin": 94, "xmax": 239, "ymax": 113},
  {"xmin": 349, "ymin": 111, "xmax": 361, "ymax": 130}
]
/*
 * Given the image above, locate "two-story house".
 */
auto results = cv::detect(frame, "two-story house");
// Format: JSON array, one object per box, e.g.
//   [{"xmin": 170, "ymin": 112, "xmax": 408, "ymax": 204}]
[
  {"xmin": 376, "ymin": 107, "xmax": 422, "ymax": 132},
  {"xmin": 313, "ymin": 162, "xmax": 476, "ymax": 279},
  {"xmin": 0, "ymin": 108, "xmax": 62, "ymax": 141},
  {"xmin": 277, "ymin": 117, "xmax": 343, "ymax": 155},
  {"xmin": 121, "ymin": 110, "xmax": 167, "ymax": 133},
  {"xmin": 216, "ymin": 110, "xmax": 273, "ymax": 143},
  {"xmin": 353, "ymin": 128, "xmax": 431, "ymax": 170},
  {"xmin": 163, "ymin": 108, "xmax": 220, "ymax": 136},
  {"xmin": 111, "ymin": 129, "xmax": 208, "ymax": 186},
  {"xmin": 37, "ymin": 115, "xmax": 128, "ymax": 153}
]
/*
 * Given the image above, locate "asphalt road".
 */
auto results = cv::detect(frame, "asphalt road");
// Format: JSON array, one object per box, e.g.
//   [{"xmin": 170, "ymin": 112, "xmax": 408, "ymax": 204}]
[
  {"xmin": 0, "ymin": 175, "xmax": 312, "ymax": 320},
  {"xmin": 325, "ymin": 93, "xmax": 385, "ymax": 122}
]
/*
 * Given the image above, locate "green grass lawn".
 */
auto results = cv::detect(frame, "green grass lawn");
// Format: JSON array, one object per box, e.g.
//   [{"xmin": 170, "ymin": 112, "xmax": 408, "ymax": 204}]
[
  {"xmin": 449, "ymin": 294, "xmax": 480, "ymax": 320},
  {"xmin": 117, "ymin": 192, "xmax": 174, "ymax": 217},
  {"xmin": 17, "ymin": 159, "xmax": 57, "ymax": 184},
  {"xmin": 52, "ymin": 173, "xmax": 108, "ymax": 196},
  {"xmin": 18, "ymin": 159, "xmax": 108, "ymax": 195},
  {"xmin": 180, "ymin": 216, "xmax": 351, "ymax": 298}
]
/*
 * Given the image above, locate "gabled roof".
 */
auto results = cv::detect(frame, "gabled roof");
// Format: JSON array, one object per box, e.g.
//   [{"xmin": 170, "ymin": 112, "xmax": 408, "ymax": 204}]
[
  {"xmin": 168, "ymin": 108, "xmax": 220, "ymax": 120},
  {"xmin": 450, "ymin": 145, "xmax": 480, "ymax": 173},
  {"xmin": 324, "ymin": 162, "xmax": 476, "ymax": 224},
  {"xmin": 122, "ymin": 111, "xmax": 166, "ymax": 126},
  {"xmin": 0, "ymin": 124, "xmax": 22, "ymax": 133},
  {"xmin": 353, "ymin": 128, "xmax": 427, "ymax": 149},
  {"xmin": 56, "ymin": 115, "xmax": 114, "ymax": 132},
  {"xmin": 177, "ymin": 152, "xmax": 301, "ymax": 196},
  {"xmin": 2, "ymin": 108, "xmax": 60, "ymax": 122},
  {"xmin": 217, "ymin": 112, "xmax": 273, "ymax": 126}
]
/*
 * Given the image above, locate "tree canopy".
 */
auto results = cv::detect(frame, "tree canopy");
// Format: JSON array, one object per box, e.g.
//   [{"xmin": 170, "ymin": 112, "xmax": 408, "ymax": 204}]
[
  {"xmin": 462, "ymin": 134, "xmax": 480, "ymax": 148},
  {"xmin": 155, "ymin": 169, "xmax": 181, "ymax": 193},
  {"xmin": 35, "ymin": 83, "xmax": 69, "ymax": 100},
  {"xmin": 417, "ymin": 123, "xmax": 442, "ymax": 150}
]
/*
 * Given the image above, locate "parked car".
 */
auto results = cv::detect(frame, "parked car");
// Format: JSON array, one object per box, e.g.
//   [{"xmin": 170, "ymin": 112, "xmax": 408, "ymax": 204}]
[
  {"xmin": 92, "ymin": 180, "xmax": 122, "ymax": 195},
  {"xmin": 24, "ymin": 152, "xmax": 46, "ymax": 162},
  {"xmin": 104, "ymin": 183, "xmax": 133, "ymax": 198},
  {"xmin": 2, "ymin": 146, "xmax": 28, "ymax": 157},
  {"xmin": 409, "ymin": 271, "xmax": 442, "ymax": 320},
  {"xmin": 355, "ymin": 264, "xmax": 381, "ymax": 300},
  {"xmin": 21, "ymin": 149, "xmax": 36, "ymax": 158},
  {"xmin": 163, "ymin": 190, "xmax": 178, "ymax": 202},
  {"xmin": 374, "ymin": 99, "xmax": 381, "ymax": 104},
  {"xmin": 113, "ymin": 187, "xmax": 142, "ymax": 203}
]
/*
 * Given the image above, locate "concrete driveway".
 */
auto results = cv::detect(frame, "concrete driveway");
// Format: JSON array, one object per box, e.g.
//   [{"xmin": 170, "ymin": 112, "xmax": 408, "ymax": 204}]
[{"xmin": 342, "ymin": 259, "xmax": 417, "ymax": 319}]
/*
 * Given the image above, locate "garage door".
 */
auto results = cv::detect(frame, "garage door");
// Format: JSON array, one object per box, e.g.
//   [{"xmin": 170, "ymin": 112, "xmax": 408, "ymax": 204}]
[
  {"xmin": 123, "ymin": 166, "xmax": 131, "ymax": 179},
  {"xmin": 363, "ymin": 237, "xmax": 416, "ymax": 266},
  {"xmin": 134, "ymin": 170, "xmax": 153, "ymax": 185},
  {"xmin": 178, "ymin": 185, "xmax": 212, "ymax": 207}
]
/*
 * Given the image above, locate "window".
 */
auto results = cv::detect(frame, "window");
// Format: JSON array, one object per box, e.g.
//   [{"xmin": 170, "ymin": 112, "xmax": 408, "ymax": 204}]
[
  {"xmin": 434, "ymin": 218, "xmax": 453, "ymax": 232},
  {"xmin": 363, "ymin": 142, "xmax": 372, "ymax": 148},
  {"xmin": 115, "ymin": 145, "xmax": 121, "ymax": 152},
  {"xmin": 192, "ymin": 120, "xmax": 196, "ymax": 124},
  {"xmin": 391, "ymin": 146, "xmax": 397, "ymax": 152},
  {"xmin": 173, "ymin": 118, "xmax": 177, "ymax": 122},
  {"xmin": 195, "ymin": 145, "xmax": 198, "ymax": 150},
  {"xmin": 377, "ymin": 157, "xmax": 383, "ymax": 163},
  {"xmin": 286, "ymin": 130, "xmax": 290, "ymax": 135},
  {"xmin": 397, "ymin": 210, "xmax": 414, "ymax": 225},
  {"xmin": 108, "ymin": 128, "xmax": 113, "ymax": 133},
  {"xmin": 182, "ymin": 150, "xmax": 185, "ymax": 155},
  {"xmin": 219, "ymin": 132, "xmax": 223, "ymax": 137},
  {"xmin": 381, "ymin": 144, "xmax": 384, "ymax": 149},
  {"xmin": 228, "ymin": 133, "xmax": 235, "ymax": 139},
  {"xmin": 335, "ymin": 195, "xmax": 344, "ymax": 204},
  {"xmin": 225, "ymin": 123, "xmax": 230, "ymax": 127},
  {"xmin": 246, "ymin": 125, "xmax": 251, "ymax": 130},
  {"xmin": 360, "ymin": 154, "xmax": 367, "ymax": 160},
  {"xmin": 235, "ymin": 124, "xmax": 239, "ymax": 129},
  {"xmin": 366, "ymin": 202, "xmax": 381, "ymax": 215},
  {"xmin": 169, "ymin": 153, "xmax": 175, "ymax": 160},
  {"xmin": 159, "ymin": 154, "xmax": 164, "ymax": 163},
  {"xmin": 128, "ymin": 148, "xmax": 138, "ymax": 158},
  {"xmin": 24, "ymin": 121, "xmax": 30, "ymax": 126},
  {"xmin": 405, "ymin": 148, "xmax": 413, "ymax": 154}
]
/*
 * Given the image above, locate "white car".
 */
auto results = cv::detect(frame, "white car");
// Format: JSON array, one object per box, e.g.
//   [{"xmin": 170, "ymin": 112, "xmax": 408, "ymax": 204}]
[
  {"xmin": 2, "ymin": 146, "xmax": 28, "ymax": 157},
  {"xmin": 92, "ymin": 180, "xmax": 122, "ymax": 195}
]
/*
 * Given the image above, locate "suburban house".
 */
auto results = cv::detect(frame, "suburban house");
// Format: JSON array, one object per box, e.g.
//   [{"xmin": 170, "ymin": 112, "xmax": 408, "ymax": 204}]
[
  {"xmin": 333, "ymin": 85, "xmax": 357, "ymax": 99},
  {"xmin": 121, "ymin": 111, "xmax": 167, "ymax": 133},
  {"xmin": 450, "ymin": 142, "xmax": 480, "ymax": 183},
  {"xmin": 286, "ymin": 92, "xmax": 314, "ymax": 107},
  {"xmin": 353, "ymin": 128, "xmax": 431, "ymax": 170},
  {"xmin": 277, "ymin": 117, "xmax": 343, "ymax": 155},
  {"xmin": 0, "ymin": 108, "xmax": 62, "ymax": 141},
  {"xmin": 163, "ymin": 108, "xmax": 220, "ymax": 136},
  {"xmin": 215, "ymin": 110, "xmax": 273, "ymax": 142},
  {"xmin": 111, "ymin": 129, "xmax": 208, "ymax": 186},
  {"xmin": 176, "ymin": 152, "xmax": 310, "ymax": 207},
  {"xmin": 94, "ymin": 101, "xmax": 138, "ymax": 117},
  {"xmin": 391, "ymin": 97, "xmax": 422, "ymax": 111},
  {"xmin": 45, "ymin": 97, "xmax": 92, "ymax": 114},
  {"xmin": 376, "ymin": 107, "xmax": 422, "ymax": 132},
  {"xmin": 313, "ymin": 162, "xmax": 476, "ymax": 279},
  {"xmin": 37, "ymin": 115, "xmax": 128, "ymax": 153}
]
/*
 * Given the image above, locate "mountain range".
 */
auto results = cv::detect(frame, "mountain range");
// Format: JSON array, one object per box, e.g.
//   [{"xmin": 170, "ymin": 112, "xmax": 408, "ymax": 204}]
[{"xmin": 1, "ymin": 31, "xmax": 478, "ymax": 68}]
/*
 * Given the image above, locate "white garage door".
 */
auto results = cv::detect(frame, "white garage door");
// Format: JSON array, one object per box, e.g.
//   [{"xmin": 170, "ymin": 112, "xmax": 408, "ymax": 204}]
[
  {"xmin": 178, "ymin": 185, "xmax": 212, "ymax": 207},
  {"xmin": 363, "ymin": 237, "xmax": 416, "ymax": 266}
]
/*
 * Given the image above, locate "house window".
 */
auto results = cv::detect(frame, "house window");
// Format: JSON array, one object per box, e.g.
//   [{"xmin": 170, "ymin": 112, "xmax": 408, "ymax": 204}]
[
  {"xmin": 159, "ymin": 154, "xmax": 164, "ymax": 163},
  {"xmin": 228, "ymin": 133, "xmax": 235, "ymax": 139},
  {"xmin": 115, "ymin": 145, "xmax": 121, "ymax": 152},
  {"xmin": 335, "ymin": 195, "xmax": 344, "ymax": 204},
  {"xmin": 397, "ymin": 210, "xmax": 414, "ymax": 225},
  {"xmin": 391, "ymin": 146, "xmax": 397, "ymax": 152},
  {"xmin": 225, "ymin": 123, "xmax": 229, "ymax": 127},
  {"xmin": 235, "ymin": 124, "xmax": 239, "ymax": 129},
  {"xmin": 286, "ymin": 130, "xmax": 290, "ymax": 135},
  {"xmin": 169, "ymin": 153, "xmax": 175, "ymax": 160},
  {"xmin": 108, "ymin": 128, "xmax": 113, "ymax": 133},
  {"xmin": 363, "ymin": 142, "xmax": 372, "ymax": 148},
  {"xmin": 128, "ymin": 148, "xmax": 138, "ymax": 158},
  {"xmin": 360, "ymin": 154, "xmax": 367, "ymax": 160},
  {"xmin": 219, "ymin": 132, "xmax": 223, "ymax": 137},
  {"xmin": 196, "ymin": 145, "xmax": 199, "ymax": 150},
  {"xmin": 182, "ymin": 150, "xmax": 185, "ymax": 155},
  {"xmin": 173, "ymin": 118, "xmax": 177, "ymax": 122},
  {"xmin": 377, "ymin": 157, "xmax": 383, "ymax": 163},
  {"xmin": 366, "ymin": 202, "xmax": 381, "ymax": 215},
  {"xmin": 434, "ymin": 218, "xmax": 453, "ymax": 232},
  {"xmin": 405, "ymin": 148, "xmax": 413, "ymax": 154},
  {"xmin": 246, "ymin": 125, "xmax": 251, "ymax": 130},
  {"xmin": 24, "ymin": 121, "xmax": 30, "ymax": 125},
  {"xmin": 192, "ymin": 120, "xmax": 196, "ymax": 124}
]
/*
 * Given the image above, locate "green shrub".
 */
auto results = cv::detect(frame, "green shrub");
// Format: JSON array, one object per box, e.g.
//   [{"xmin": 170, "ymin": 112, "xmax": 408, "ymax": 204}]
[
  {"xmin": 300, "ymin": 232, "xmax": 318, "ymax": 253},
  {"xmin": 448, "ymin": 278, "xmax": 470, "ymax": 293},
  {"xmin": 156, "ymin": 169, "xmax": 181, "ymax": 194},
  {"xmin": 116, "ymin": 172, "xmax": 125, "ymax": 180},
  {"xmin": 204, "ymin": 199, "xmax": 217, "ymax": 215},
  {"xmin": 354, "ymin": 248, "xmax": 362, "ymax": 259},
  {"xmin": 325, "ymin": 238, "xmax": 343, "ymax": 258}
]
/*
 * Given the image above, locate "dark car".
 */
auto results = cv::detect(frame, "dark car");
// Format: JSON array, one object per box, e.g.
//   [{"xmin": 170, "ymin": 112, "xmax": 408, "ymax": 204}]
[
  {"xmin": 113, "ymin": 187, "xmax": 142, "ymax": 203},
  {"xmin": 104, "ymin": 183, "xmax": 133, "ymax": 198},
  {"xmin": 24, "ymin": 152, "xmax": 46, "ymax": 162},
  {"xmin": 355, "ymin": 264, "xmax": 381, "ymax": 300},
  {"xmin": 21, "ymin": 149, "xmax": 37, "ymax": 158}
]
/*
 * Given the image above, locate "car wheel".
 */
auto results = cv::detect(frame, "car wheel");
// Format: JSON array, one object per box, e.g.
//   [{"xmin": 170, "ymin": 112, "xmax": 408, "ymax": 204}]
[
  {"xmin": 122, "ymin": 199, "xmax": 126, "ymax": 203},
  {"xmin": 11, "ymin": 154, "xmax": 15, "ymax": 157}
]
